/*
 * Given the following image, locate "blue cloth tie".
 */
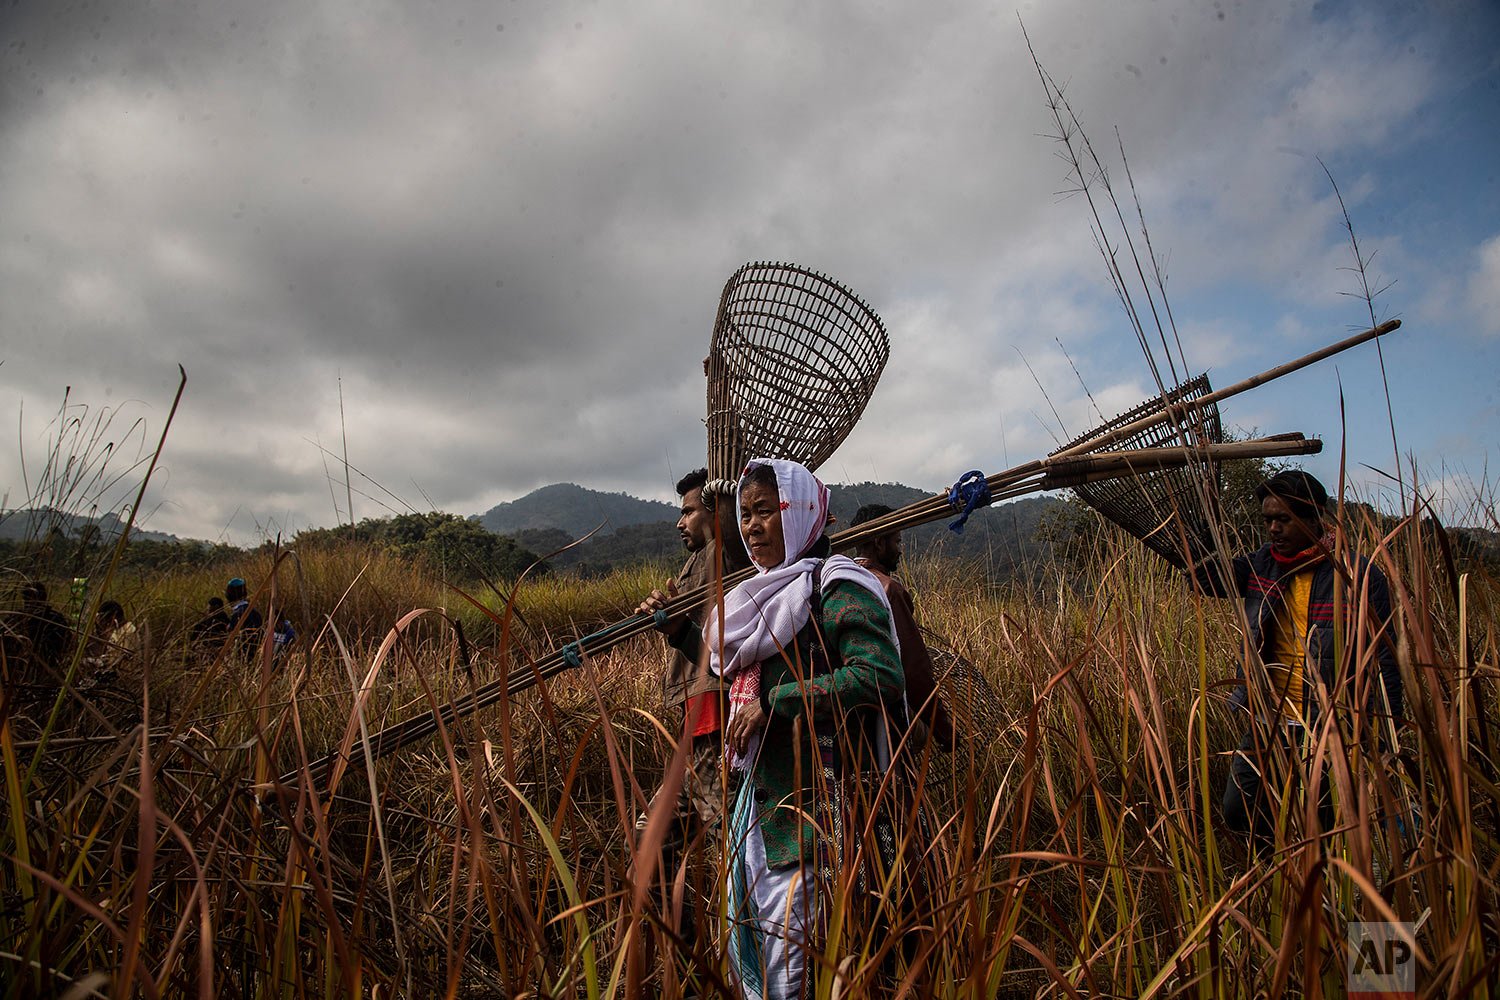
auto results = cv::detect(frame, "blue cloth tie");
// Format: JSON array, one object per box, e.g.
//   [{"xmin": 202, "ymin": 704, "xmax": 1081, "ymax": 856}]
[
  {"xmin": 653, "ymin": 608, "xmax": 669, "ymax": 629},
  {"xmin": 561, "ymin": 642, "xmax": 583, "ymax": 668},
  {"xmin": 947, "ymin": 470, "xmax": 991, "ymax": 534}
]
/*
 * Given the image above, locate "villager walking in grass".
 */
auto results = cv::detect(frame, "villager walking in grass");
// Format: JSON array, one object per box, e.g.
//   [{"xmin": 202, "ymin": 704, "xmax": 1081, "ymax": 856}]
[
  {"xmin": 708, "ymin": 459, "xmax": 905, "ymax": 1000},
  {"xmin": 189, "ymin": 595, "xmax": 230, "ymax": 650},
  {"xmin": 1194, "ymin": 470, "xmax": 1404, "ymax": 853},
  {"xmin": 223, "ymin": 576, "xmax": 263, "ymax": 655},
  {"xmin": 3, "ymin": 581, "xmax": 74, "ymax": 691},
  {"xmin": 850, "ymin": 503, "xmax": 955, "ymax": 752},
  {"xmin": 82, "ymin": 599, "xmax": 140, "ymax": 677},
  {"xmin": 76, "ymin": 598, "xmax": 145, "ymax": 729},
  {"xmin": 634, "ymin": 468, "xmax": 730, "ymax": 861}
]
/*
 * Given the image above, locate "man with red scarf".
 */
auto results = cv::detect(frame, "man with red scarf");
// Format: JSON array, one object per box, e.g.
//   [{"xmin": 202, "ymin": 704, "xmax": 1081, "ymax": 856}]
[{"xmin": 1196, "ymin": 470, "xmax": 1403, "ymax": 849}]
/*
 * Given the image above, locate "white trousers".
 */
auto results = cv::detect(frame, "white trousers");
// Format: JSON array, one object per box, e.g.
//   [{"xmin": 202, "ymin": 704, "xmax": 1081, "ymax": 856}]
[{"xmin": 728, "ymin": 783, "xmax": 818, "ymax": 1000}]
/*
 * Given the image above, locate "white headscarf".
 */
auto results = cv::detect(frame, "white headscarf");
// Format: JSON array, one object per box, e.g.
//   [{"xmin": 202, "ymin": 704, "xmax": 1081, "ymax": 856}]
[{"xmin": 704, "ymin": 459, "xmax": 891, "ymax": 765}]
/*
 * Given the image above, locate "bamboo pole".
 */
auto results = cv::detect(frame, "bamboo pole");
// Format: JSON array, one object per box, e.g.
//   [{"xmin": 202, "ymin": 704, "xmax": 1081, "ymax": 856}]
[
  {"xmin": 278, "ymin": 433, "xmax": 1321, "ymax": 790},
  {"xmin": 1054, "ymin": 319, "xmax": 1399, "ymax": 458}
]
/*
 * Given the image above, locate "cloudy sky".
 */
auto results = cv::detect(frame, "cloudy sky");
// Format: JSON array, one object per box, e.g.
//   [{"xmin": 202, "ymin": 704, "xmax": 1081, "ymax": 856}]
[{"xmin": 2, "ymin": 0, "xmax": 1497, "ymax": 544}]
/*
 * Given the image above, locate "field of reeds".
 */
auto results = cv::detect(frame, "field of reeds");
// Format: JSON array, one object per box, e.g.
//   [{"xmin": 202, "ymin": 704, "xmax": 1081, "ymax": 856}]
[{"xmin": 3, "ymin": 485, "xmax": 1497, "ymax": 999}]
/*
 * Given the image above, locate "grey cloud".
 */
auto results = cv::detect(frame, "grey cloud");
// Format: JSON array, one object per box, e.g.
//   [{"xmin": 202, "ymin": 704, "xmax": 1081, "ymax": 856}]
[{"xmin": 3, "ymin": 0, "xmax": 1495, "ymax": 542}]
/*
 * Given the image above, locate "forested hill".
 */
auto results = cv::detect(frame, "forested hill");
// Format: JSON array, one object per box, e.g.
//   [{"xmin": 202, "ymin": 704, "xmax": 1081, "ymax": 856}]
[
  {"xmin": 3, "ymin": 482, "xmax": 1065, "ymax": 581},
  {"xmin": 476, "ymin": 483, "xmax": 677, "ymax": 538},
  {"xmin": 0, "ymin": 507, "xmax": 180, "ymax": 544},
  {"xmin": 829, "ymin": 483, "xmax": 1064, "ymax": 577},
  {"xmin": 474, "ymin": 481, "xmax": 1067, "ymax": 578},
  {"xmin": 12, "ymin": 484, "xmax": 1496, "ymax": 583}
]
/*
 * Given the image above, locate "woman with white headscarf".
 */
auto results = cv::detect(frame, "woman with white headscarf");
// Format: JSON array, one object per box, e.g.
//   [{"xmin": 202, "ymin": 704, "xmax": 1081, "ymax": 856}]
[{"xmin": 705, "ymin": 459, "xmax": 905, "ymax": 1000}]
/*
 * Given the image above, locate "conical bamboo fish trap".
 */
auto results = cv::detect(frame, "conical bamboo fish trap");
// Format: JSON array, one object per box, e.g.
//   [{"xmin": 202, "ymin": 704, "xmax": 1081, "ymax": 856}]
[
  {"xmin": 1051, "ymin": 374, "xmax": 1224, "ymax": 570},
  {"xmin": 706, "ymin": 262, "xmax": 889, "ymax": 480}
]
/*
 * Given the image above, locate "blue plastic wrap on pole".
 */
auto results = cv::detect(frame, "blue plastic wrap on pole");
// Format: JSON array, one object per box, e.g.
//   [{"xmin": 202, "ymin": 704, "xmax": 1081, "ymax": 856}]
[
  {"xmin": 561, "ymin": 613, "xmax": 653, "ymax": 669},
  {"xmin": 947, "ymin": 470, "xmax": 992, "ymax": 534}
]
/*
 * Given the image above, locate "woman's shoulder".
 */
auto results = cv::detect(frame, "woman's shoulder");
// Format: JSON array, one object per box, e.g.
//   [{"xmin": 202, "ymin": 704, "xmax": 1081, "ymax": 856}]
[{"xmin": 817, "ymin": 575, "xmax": 888, "ymax": 625}]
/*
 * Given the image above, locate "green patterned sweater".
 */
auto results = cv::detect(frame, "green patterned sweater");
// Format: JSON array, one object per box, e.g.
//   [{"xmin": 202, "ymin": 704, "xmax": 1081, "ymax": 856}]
[{"xmin": 748, "ymin": 579, "xmax": 905, "ymax": 868}]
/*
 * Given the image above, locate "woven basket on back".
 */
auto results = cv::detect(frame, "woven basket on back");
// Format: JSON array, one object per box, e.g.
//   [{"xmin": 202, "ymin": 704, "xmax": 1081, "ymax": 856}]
[
  {"xmin": 706, "ymin": 262, "xmax": 889, "ymax": 480},
  {"xmin": 1051, "ymin": 374, "xmax": 1224, "ymax": 570},
  {"xmin": 922, "ymin": 630, "xmax": 1007, "ymax": 746}
]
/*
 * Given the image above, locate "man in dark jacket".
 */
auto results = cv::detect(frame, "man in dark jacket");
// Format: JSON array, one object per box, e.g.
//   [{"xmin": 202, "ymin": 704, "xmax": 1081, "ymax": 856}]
[
  {"xmin": 634, "ymin": 469, "xmax": 736, "ymax": 853},
  {"xmin": 849, "ymin": 504, "xmax": 955, "ymax": 751},
  {"xmin": 1196, "ymin": 470, "xmax": 1403, "ymax": 849},
  {"xmin": 4, "ymin": 581, "xmax": 75, "ymax": 688},
  {"xmin": 190, "ymin": 596, "xmax": 231, "ymax": 650}
]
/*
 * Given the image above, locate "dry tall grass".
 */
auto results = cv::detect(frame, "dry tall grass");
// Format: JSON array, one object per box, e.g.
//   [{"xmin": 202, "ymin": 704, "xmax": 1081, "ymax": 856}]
[{"xmin": 2, "ymin": 490, "xmax": 1495, "ymax": 998}]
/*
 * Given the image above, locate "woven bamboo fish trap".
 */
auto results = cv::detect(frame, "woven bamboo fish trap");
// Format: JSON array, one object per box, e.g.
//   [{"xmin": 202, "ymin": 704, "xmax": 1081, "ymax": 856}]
[
  {"xmin": 1051, "ymin": 374, "xmax": 1224, "ymax": 570},
  {"xmin": 922, "ymin": 630, "xmax": 1006, "ymax": 743},
  {"xmin": 706, "ymin": 262, "xmax": 889, "ymax": 480}
]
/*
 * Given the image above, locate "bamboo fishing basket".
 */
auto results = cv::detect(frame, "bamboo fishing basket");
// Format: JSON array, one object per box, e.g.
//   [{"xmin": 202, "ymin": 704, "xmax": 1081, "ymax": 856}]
[
  {"xmin": 706, "ymin": 262, "xmax": 889, "ymax": 480},
  {"xmin": 1051, "ymin": 374, "xmax": 1224, "ymax": 570}
]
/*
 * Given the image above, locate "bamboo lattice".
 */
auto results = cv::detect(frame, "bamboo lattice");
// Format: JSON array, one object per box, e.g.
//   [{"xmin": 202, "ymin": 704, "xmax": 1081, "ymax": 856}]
[
  {"xmin": 706, "ymin": 262, "xmax": 889, "ymax": 479},
  {"xmin": 1050, "ymin": 374, "xmax": 1223, "ymax": 570}
]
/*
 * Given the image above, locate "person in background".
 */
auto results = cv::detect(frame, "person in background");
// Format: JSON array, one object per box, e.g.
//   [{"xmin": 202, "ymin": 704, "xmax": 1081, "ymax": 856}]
[
  {"xmin": 4, "ymin": 581, "xmax": 75, "ymax": 687},
  {"xmin": 271, "ymin": 614, "xmax": 297, "ymax": 660},
  {"xmin": 84, "ymin": 600, "xmax": 140, "ymax": 677},
  {"xmin": 190, "ymin": 596, "xmax": 230, "ymax": 649},
  {"xmin": 634, "ymin": 468, "xmax": 729, "ymax": 858},
  {"xmin": 849, "ymin": 503, "xmax": 955, "ymax": 751},
  {"xmin": 1194, "ymin": 469, "xmax": 1403, "ymax": 851},
  {"xmin": 224, "ymin": 577, "xmax": 264, "ymax": 657}
]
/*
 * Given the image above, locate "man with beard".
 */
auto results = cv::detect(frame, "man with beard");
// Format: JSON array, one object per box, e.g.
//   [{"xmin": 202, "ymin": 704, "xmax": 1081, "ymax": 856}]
[
  {"xmin": 634, "ymin": 468, "xmax": 732, "ymax": 853},
  {"xmin": 850, "ymin": 504, "xmax": 954, "ymax": 751}
]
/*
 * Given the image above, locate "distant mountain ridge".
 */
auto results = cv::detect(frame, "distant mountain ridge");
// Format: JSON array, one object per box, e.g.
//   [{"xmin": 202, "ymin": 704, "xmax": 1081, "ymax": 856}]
[
  {"xmin": 475, "ymin": 480, "xmax": 1067, "ymax": 577},
  {"xmin": 476, "ymin": 483, "xmax": 678, "ymax": 538},
  {"xmin": 3, "ymin": 483, "xmax": 1074, "ymax": 581},
  {"xmin": 0, "ymin": 507, "xmax": 180, "ymax": 544}
]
